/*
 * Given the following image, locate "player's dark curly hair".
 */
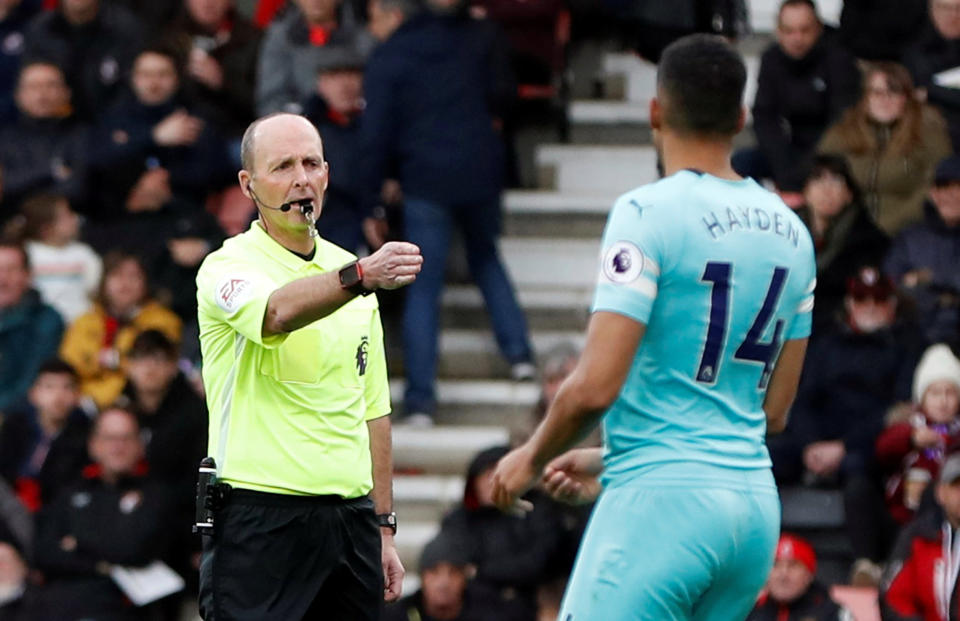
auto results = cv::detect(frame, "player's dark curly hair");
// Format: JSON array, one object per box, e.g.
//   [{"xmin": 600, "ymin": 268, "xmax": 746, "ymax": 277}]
[{"xmin": 657, "ymin": 34, "xmax": 746, "ymax": 137}]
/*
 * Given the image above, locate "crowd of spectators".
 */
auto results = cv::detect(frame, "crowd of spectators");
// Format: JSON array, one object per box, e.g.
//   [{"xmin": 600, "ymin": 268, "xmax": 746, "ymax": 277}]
[
  {"xmin": 1, "ymin": 0, "xmax": 960, "ymax": 618},
  {"xmin": 731, "ymin": 0, "xmax": 960, "ymax": 615}
]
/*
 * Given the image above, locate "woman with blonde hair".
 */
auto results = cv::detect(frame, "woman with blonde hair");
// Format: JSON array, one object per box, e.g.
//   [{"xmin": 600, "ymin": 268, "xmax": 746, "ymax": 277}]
[{"xmin": 819, "ymin": 62, "xmax": 952, "ymax": 236}]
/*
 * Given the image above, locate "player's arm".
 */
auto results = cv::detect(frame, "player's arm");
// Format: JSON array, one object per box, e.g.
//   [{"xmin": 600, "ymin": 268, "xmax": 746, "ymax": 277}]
[
  {"xmin": 262, "ymin": 241, "xmax": 422, "ymax": 335},
  {"xmin": 492, "ymin": 311, "xmax": 644, "ymax": 510},
  {"xmin": 763, "ymin": 337, "xmax": 808, "ymax": 434}
]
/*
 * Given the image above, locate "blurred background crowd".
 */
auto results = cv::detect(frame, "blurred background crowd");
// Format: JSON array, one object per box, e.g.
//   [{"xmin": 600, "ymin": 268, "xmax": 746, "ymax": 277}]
[{"xmin": 0, "ymin": 0, "xmax": 959, "ymax": 618}]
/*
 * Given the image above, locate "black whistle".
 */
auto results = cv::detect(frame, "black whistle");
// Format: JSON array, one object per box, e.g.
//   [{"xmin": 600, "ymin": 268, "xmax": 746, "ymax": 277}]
[{"xmin": 193, "ymin": 457, "xmax": 217, "ymax": 536}]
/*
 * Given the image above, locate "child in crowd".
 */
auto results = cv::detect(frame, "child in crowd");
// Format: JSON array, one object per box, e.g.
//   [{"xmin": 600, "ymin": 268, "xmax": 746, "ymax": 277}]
[
  {"xmin": 0, "ymin": 359, "xmax": 89, "ymax": 512},
  {"xmin": 876, "ymin": 343, "xmax": 960, "ymax": 523},
  {"xmin": 18, "ymin": 192, "xmax": 101, "ymax": 323}
]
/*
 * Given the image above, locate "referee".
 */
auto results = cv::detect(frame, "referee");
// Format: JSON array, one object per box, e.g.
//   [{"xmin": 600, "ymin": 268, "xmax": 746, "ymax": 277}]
[{"xmin": 196, "ymin": 113, "xmax": 422, "ymax": 620}]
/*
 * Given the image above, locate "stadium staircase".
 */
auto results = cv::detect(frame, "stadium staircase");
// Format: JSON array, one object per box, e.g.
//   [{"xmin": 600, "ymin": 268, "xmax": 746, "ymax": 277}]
[{"xmin": 386, "ymin": 0, "xmax": 871, "ymax": 604}]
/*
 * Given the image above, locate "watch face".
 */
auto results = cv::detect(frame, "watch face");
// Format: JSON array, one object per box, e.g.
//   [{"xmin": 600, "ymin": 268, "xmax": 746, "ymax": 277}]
[{"xmin": 340, "ymin": 263, "xmax": 361, "ymax": 287}]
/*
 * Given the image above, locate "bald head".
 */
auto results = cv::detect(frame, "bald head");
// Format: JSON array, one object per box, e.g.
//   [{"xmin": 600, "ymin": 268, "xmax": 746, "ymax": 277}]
[{"xmin": 240, "ymin": 113, "xmax": 322, "ymax": 173}]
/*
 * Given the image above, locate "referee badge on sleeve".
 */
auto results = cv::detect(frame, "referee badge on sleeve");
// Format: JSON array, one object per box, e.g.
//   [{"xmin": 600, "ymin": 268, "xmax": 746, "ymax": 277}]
[
  {"xmin": 601, "ymin": 241, "xmax": 644, "ymax": 284},
  {"xmin": 216, "ymin": 276, "xmax": 253, "ymax": 313}
]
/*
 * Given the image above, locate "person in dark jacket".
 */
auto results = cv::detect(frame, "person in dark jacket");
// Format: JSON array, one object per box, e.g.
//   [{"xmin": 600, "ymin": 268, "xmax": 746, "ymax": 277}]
[
  {"xmin": 747, "ymin": 534, "xmax": 849, "ymax": 621},
  {"xmin": 147, "ymin": 208, "xmax": 223, "ymax": 364},
  {"xmin": 733, "ymin": 0, "xmax": 861, "ymax": 198},
  {"xmin": 27, "ymin": 407, "xmax": 179, "ymax": 621},
  {"xmin": 0, "ymin": 241, "xmax": 64, "ymax": 413},
  {"xmin": 363, "ymin": 0, "xmax": 534, "ymax": 422},
  {"xmin": 84, "ymin": 45, "xmax": 231, "ymax": 264},
  {"xmin": 438, "ymin": 446, "xmax": 563, "ymax": 621},
  {"xmin": 163, "ymin": 0, "xmax": 263, "ymax": 144},
  {"xmin": 0, "ymin": 0, "xmax": 42, "ymax": 129},
  {"xmin": 0, "ymin": 359, "xmax": 89, "ymax": 512},
  {"xmin": 838, "ymin": 0, "xmax": 927, "ymax": 62},
  {"xmin": 22, "ymin": 0, "xmax": 144, "ymax": 123},
  {"xmin": 0, "ymin": 60, "xmax": 91, "ymax": 223},
  {"xmin": 771, "ymin": 266, "xmax": 926, "ymax": 567},
  {"xmin": 885, "ymin": 155, "xmax": 960, "ymax": 346},
  {"xmin": 120, "ymin": 329, "xmax": 206, "ymax": 504},
  {"xmin": 383, "ymin": 533, "xmax": 482, "ymax": 621},
  {"xmin": 881, "ymin": 451, "xmax": 960, "ymax": 621},
  {"xmin": 302, "ymin": 50, "xmax": 368, "ymax": 253},
  {"xmin": 794, "ymin": 154, "xmax": 890, "ymax": 333},
  {"xmin": 904, "ymin": 0, "xmax": 960, "ymax": 151}
]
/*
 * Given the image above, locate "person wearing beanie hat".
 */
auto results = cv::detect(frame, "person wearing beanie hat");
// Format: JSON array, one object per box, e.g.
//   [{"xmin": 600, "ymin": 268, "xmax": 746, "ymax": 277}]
[
  {"xmin": 912, "ymin": 343, "xmax": 960, "ymax": 404},
  {"xmin": 882, "ymin": 451, "xmax": 960, "ymax": 620},
  {"xmin": 383, "ymin": 534, "xmax": 478, "ymax": 621},
  {"xmin": 877, "ymin": 343, "xmax": 960, "ymax": 525},
  {"xmin": 747, "ymin": 534, "xmax": 849, "ymax": 621}
]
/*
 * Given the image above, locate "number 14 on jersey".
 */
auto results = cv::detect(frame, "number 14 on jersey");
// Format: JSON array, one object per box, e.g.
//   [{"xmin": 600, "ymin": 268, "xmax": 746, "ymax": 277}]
[{"xmin": 696, "ymin": 262, "xmax": 788, "ymax": 390}]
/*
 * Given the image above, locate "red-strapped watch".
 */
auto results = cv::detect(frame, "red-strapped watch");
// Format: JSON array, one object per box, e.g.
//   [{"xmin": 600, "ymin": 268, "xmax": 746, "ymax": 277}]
[{"xmin": 339, "ymin": 261, "xmax": 373, "ymax": 296}]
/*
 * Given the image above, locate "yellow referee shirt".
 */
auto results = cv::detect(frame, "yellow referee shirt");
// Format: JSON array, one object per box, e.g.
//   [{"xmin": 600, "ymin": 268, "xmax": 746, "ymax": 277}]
[{"xmin": 196, "ymin": 221, "xmax": 390, "ymax": 497}]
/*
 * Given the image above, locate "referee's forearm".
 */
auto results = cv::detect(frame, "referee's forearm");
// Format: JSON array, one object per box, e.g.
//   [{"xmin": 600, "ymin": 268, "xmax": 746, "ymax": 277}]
[
  {"xmin": 367, "ymin": 415, "xmax": 394, "ymax": 515},
  {"xmin": 263, "ymin": 271, "xmax": 354, "ymax": 335}
]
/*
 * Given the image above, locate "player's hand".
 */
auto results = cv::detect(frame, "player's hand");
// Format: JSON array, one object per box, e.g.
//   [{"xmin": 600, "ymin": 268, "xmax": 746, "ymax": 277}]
[
  {"xmin": 359, "ymin": 241, "xmax": 422, "ymax": 290},
  {"xmin": 491, "ymin": 445, "xmax": 538, "ymax": 516},
  {"xmin": 542, "ymin": 448, "xmax": 603, "ymax": 505},
  {"xmin": 381, "ymin": 533, "xmax": 404, "ymax": 602}
]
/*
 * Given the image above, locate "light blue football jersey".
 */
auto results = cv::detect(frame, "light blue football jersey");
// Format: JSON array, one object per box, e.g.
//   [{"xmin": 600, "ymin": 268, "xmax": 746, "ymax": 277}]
[{"xmin": 593, "ymin": 170, "xmax": 816, "ymax": 488}]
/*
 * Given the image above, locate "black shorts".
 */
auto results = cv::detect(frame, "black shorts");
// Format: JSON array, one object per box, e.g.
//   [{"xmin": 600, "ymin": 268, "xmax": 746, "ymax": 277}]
[{"xmin": 198, "ymin": 490, "xmax": 382, "ymax": 621}]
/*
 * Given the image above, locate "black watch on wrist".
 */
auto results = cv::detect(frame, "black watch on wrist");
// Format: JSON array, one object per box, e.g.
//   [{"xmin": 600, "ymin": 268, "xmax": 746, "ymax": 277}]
[
  {"xmin": 339, "ymin": 261, "xmax": 373, "ymax": 296},
  {"xmin": 377, "ymin": 511, "xmax": 397, "ymax": 534}
]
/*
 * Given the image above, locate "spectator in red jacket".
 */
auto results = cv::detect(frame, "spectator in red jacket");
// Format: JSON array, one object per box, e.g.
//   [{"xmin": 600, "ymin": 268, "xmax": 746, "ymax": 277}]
[
  {"xmin": 882, "ymin": 451, "xmax": 960, "ymax": 621},
  {"xmin": 877, "ymin": 343, "xmax": 960, "ymax": 524},
  {"xmin": 747, "ymin": 534, "xmax": 849, "ymax": 621}
]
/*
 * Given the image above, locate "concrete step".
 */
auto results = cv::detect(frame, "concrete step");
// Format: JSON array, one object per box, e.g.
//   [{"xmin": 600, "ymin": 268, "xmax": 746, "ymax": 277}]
[
  {"xmin": 394, "ymin": 519, "xmax": 440, "ymax": 578},
  {"xmin": 503, "ymin": 190, "xmax": 613, "ymax": 238},
  {"xmin": 388, "ymin": 327, "xmax": 585, "ymax": 381},
  {"xmin": 393, "ymin": 473, "xmax": 465, "ymax": 523},
  {"xmin": 598, "ymin": 52, "xmax": 762, "ymax": 112},
  {"xmin": 536, "ymin": 144, "xmax": 658, "ymax": 194},
  {"xmin": 501, "ymin": 237, "xmax": 601, "ymax": 290},
  {"xmin": 389, "ymin": 378, "xmax": 540, "ymax": 428},
  {"xmin": 392, "ymin": 425, "xmax": 511, "ymax": 474},
  {"xmin": 441, "ymin": 285, "xmax": 591, "ymax": 332}
]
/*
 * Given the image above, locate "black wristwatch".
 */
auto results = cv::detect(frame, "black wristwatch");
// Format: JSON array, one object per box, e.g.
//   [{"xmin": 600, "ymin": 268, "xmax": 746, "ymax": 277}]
[
  {"xmin": 339, "ymin": 261, "xmax": 373, "ymax": 296},
  {"xmin": 377, "ymin": 512, "xmax": 397, "ymax": 534}
]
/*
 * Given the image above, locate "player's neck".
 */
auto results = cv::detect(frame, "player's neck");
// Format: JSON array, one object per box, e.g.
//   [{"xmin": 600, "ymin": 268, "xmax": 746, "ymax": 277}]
[{"xmin": 660, "ymin": 132, "xmax": 740, "ymax": 181}]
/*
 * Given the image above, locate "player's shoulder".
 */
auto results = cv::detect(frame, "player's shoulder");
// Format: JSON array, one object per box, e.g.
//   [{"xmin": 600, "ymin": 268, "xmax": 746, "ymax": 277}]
[{"xmin": 609, "ymin": 176, "xmax": 687, "ymax": 222}]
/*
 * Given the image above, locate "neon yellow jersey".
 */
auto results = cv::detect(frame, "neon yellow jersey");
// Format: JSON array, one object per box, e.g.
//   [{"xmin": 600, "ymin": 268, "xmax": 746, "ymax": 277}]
[{"xmin": 196, "ymin": 221, "xmax": 390, "ymax": 497}]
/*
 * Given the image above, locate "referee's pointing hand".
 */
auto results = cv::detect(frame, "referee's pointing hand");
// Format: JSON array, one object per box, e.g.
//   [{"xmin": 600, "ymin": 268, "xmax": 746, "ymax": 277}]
[{"xmin": 358, "ymin": 241, "xmax": 423, "ymax": 290}]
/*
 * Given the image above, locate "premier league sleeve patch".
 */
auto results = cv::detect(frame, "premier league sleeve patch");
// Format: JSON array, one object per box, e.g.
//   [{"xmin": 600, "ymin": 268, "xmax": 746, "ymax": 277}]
[
  {"xmin": 602, "ymin": 241, "xmax": 645, "ymax": 284},
  {"xmin": 215, "ymin": 276, "xmax": 254, "ymax": 313}
]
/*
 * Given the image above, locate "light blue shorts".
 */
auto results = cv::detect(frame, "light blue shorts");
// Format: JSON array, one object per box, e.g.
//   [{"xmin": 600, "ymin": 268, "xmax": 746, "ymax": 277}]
[{"xmin": 558, "ymin": 467, "xmax": 780, "ymax": 621}]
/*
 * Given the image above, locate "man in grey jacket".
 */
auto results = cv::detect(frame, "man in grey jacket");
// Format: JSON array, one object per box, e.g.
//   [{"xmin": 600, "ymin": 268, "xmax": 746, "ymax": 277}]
[{"xmin": 256, "ymin": 0, "xmax": 375, "ymax": 115}]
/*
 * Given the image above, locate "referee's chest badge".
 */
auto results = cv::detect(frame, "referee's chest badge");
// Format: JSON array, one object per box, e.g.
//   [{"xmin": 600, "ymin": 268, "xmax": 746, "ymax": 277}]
[{"xmin": 356, "ymin": 336, "xmax": 369, "ymax": 376}]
